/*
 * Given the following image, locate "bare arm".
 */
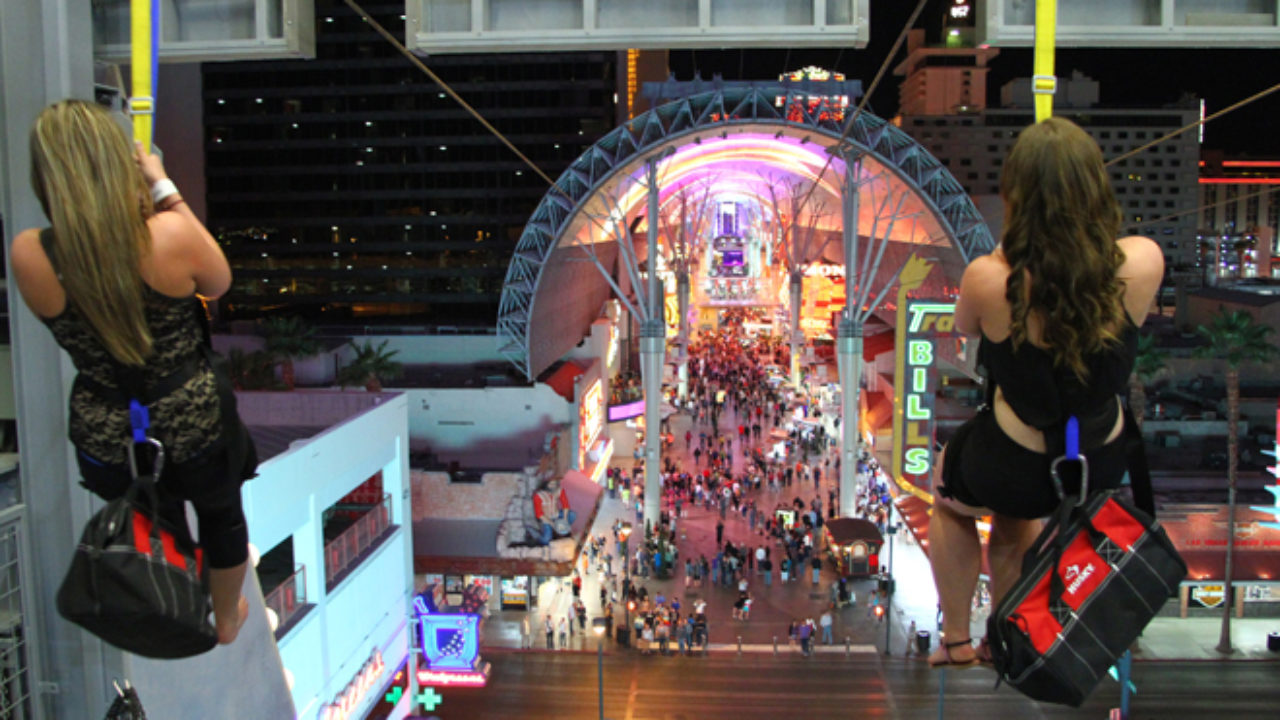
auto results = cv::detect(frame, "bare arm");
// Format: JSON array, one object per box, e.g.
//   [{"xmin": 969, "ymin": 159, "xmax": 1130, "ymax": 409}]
[
  {"xmin": 953, "ymin": 254, "xmax": 1001, "ymax": 337},
  {"xmin": 136, "ymin": 142, "xmax": 232, "ymax": 298},
  {"xmin": 1116, "ymin": 235, "xmax": 1164, "ymax": 327},
  {"xmin": 9, "ymin": 228, "xmax": 65, "ymax": 318}
]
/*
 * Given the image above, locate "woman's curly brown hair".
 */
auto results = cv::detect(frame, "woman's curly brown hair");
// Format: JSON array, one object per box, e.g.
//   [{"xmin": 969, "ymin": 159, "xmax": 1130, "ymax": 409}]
[{"xmin": 999, "ymin": 117, "xmax": 1127, "ymax": 382}]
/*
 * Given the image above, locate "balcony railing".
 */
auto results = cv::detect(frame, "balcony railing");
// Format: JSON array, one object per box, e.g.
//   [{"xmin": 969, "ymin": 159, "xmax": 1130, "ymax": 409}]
[
  {"xmin": 263, "ymin": 565, "xmax": 308, "ymax": 640},
  {"xmin": 324, "ymin": 493, "xmax": 394, "ymax": 590}
]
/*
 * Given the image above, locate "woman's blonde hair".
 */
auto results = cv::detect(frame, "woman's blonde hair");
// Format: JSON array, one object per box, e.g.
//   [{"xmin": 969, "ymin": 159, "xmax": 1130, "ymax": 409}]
[
  {"xmin": 1000, "ymin": 116, "xmax": 1127, "ymax": 382},
  {"xmin": 30, "ymin": 99, "xmax": 153, "ymax": 366}
]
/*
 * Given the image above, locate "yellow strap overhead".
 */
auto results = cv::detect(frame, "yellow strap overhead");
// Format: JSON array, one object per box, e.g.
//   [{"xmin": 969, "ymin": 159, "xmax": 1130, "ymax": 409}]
[
  {"xmin": 130, "ymin": 0, "xmax": 154, "ymax": 150},
  {"xmin": 1033, "ymin": 0, "xmax": 1057, "ymax": 122}
]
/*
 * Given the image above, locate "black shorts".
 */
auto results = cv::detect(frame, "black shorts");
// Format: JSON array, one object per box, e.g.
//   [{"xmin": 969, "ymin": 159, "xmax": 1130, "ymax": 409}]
[
  {"xmin": 76, "ymin": 423, "xmax": 257, "ymax": 569},
  {"xmin": 939, "ymin": 409, "xmax": 1128, "ymax": 520}
]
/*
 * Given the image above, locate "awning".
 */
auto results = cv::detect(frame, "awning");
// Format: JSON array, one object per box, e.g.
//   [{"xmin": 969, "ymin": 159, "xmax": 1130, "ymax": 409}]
[
  {"xmin": 543, "ymin": 360, "xmax": 589, "ymax": 402},
  {"xmin": 825, "ymin": 517, "xmax": 883, "ymax": 547}
]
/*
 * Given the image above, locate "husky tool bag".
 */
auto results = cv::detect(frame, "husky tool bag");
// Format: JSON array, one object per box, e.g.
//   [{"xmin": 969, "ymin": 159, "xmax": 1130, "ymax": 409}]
[
  {"xmin": 987, "ymin": 417, "xmax": 1187, "ymax": 707},
  {"xmin": 58, "ymin": 438, "xmax": 218, "ymax": 659}
]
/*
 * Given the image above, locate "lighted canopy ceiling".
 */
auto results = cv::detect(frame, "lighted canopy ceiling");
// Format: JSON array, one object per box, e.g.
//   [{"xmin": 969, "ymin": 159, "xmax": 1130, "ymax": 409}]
[
  {"xmin": 498, "ymin": 86, "xmax": 996, "ymax": 381},
  {"xmin": 565, "ymin": 130, "xmax": 951, "ymax": 252}
]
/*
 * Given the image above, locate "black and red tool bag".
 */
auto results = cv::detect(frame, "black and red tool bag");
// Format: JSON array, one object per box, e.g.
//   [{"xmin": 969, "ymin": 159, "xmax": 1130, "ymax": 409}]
[
  {"xmin": 987, "ymin": 415, "xmax": 1187, "ymax": 707},
  {"xmin": 58, "ymin": 438, "xmax": 218, "ymax": 659}
]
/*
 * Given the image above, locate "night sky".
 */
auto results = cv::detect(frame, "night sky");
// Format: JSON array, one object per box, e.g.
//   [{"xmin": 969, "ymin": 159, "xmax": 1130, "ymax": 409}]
[{"xmin": 667, "ymin": 0, "xmax": 1280, "ymax": 155}]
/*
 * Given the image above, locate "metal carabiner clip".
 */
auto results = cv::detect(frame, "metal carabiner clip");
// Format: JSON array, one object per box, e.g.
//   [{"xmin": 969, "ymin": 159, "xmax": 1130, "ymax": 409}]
[{"xmin": 127, "ymin": 436, "xmax": 166, "ymax": 481}]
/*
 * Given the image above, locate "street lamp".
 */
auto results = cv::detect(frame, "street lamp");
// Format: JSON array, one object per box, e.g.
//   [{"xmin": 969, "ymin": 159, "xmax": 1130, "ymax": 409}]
[
  {"xmin": 883, "ymin": 521, "xmax": 898, "ymax": 655},
  {"xmin": 593, "ymin": 617, "xmax": 608, "ymax": 720}
]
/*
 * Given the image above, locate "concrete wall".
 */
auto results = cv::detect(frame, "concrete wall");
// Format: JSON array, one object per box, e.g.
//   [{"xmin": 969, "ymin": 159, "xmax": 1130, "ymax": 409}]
[
  {"xmin": 401, "ymin": 385, "xmax": 569, "ymax": 468},
  {"xmin": 336, "ymin": 334, "xmax": 504, "ymax": 367},
  {"xmin": 243, "ymin": 393, "xmax": 414, "ymax": 720},
  {"xmin": 411, "ymin": 469, "xmax": 522, "ymax": 520},
  {"xmin": 236, "ymin": 390, "xmax": 391, "ymax": 428}
]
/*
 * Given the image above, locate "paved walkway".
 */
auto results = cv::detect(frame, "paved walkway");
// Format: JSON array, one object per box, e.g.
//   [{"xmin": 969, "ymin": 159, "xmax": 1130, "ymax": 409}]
[{"xmin": 481, "ymin": 395, "xmax": 1280, "ymax": 664}]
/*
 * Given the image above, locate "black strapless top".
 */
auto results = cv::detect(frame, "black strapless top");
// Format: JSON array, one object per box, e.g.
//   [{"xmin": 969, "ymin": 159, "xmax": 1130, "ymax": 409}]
[{"xmin": 979, "ymin": 316, "xmax": 1138, "ymax": 448}]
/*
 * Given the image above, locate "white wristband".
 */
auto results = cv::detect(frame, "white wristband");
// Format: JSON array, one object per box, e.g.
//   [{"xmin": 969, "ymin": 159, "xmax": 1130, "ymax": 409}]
[{"xmin": 150, "ymin": 178, "xmax": 179, "ymax": 205}]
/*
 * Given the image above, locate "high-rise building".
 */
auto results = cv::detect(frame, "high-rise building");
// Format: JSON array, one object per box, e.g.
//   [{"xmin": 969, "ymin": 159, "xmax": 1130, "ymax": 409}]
[
  {"xmin": 202, "ymin": 0, "xmax": 623, "ymax": 326},
  {"xmin": 895, "ymin": 37, "xmax": 1201, "ymax": 273},
  {"xmin": 1197, "ymin": 154, "xmax": 1280, "ymax": 279},
  {"xmin": 893, "ymin": 29, "xmax": 999, "ymax": 116}
]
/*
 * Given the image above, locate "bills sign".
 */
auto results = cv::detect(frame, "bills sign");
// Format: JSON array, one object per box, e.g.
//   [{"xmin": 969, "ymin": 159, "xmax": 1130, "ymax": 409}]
[{"xmin": 891, "ymin": 299, "xmax": 955, "ymax": 496}]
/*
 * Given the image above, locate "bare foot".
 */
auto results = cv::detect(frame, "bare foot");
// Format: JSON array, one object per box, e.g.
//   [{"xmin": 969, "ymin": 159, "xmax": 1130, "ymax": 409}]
[{"xmin": 217, "ymin": 596, "xmax": 249, "ymax": 645}]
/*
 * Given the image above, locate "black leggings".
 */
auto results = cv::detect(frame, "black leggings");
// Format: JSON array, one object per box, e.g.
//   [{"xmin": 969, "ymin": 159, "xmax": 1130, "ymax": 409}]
[
  {"xmin": 76, "ymin": 434, "xmax": 254, "ymax": 569},
  {"xmin": 939, "ymin": 408, "xmax": 1129, "ymax": 520}
]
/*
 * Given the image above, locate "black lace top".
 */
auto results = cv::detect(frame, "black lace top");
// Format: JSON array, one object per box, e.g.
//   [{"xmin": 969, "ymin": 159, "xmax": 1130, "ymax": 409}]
[{"xmin": 39, "ymin": 230, "xmax": 220, "ymax": 465}]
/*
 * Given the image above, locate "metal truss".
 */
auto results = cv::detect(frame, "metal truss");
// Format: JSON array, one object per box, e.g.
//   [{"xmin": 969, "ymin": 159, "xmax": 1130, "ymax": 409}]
[{"xmin": 497, "ymin": 86, "xmax": 995, "ymax": 381}]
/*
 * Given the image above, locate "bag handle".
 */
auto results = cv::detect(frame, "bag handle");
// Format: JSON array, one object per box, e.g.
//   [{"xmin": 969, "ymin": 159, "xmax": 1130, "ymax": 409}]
[{"xmin": 124, "ymin": 438, "xmax": 166, "ymax": 543}]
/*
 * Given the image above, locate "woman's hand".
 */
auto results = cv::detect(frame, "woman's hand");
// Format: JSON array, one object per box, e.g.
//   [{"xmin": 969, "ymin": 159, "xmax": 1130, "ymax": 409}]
[{"xmin": 134, "ymin": 141, "xmax": 168, "ymax": 186}]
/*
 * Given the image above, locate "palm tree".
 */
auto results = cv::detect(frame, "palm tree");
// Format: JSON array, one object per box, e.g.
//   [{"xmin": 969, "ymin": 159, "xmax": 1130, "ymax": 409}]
[
  {"xmin": 336, "ymin": 340, "xmax": 403, "ymax": 392},
  {"xmin": 226, "ymin": 348, "xmax": 282, "ymax": 391},
  {"xmin": 1193, "ymin": 309, "xmax": 1278, "ymax": 654},
  {"xmin": 262, "ymin": 316, "xmax": 322, "ymax": 389},
  {"xmin": 1129, "ymin": 333, "xmax": 1169, "ymax": 431}
]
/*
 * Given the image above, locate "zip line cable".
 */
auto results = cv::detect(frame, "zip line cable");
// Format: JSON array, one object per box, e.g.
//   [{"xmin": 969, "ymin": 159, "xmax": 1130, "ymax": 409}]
[
  {"xmin": 1106, "ymin": 81, "xmax": 1280, "ymax": 167},
  {"xmin": 1141, "ymin": 185, "xmax": 1278, "ymax": 228},
  {"xmin": 343, "ymin": 0, "xmax": 678, "ymax": 325},
  {"xmin": 342, "ymin": 0, "xmax": 558, "ymax": 190},
  {"xmin": 345, "ymin": 0, "xmax": 1274, "ymax": 265}
]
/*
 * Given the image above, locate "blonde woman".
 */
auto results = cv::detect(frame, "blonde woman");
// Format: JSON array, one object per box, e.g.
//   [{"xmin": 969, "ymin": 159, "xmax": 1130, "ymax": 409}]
[
  {"xmin": 926, "ymin": 117, "xmax": 1163, "ymax": 668},
  {"xmin": 11, "ymin": 100, "xmax": 256, "ymax": 647}
]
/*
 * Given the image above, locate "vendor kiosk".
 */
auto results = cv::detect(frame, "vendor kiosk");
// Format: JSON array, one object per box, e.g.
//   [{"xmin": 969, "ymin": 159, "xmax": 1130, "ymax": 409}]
[{"xmin": 823, "ymin": 518, "xmax": 883, "ymax": 578}]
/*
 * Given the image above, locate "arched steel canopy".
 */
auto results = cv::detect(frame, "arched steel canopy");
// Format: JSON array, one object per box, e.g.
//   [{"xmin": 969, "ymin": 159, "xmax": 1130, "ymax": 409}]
[{"xmin": 497, "ymin": 86, "xmax": 996, "ymax": 381}]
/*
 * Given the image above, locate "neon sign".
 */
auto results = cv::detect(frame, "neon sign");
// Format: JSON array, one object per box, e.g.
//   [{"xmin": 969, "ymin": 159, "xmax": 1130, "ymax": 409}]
[
  {"xmin": 416, "ymin": 669, "xmax": 489, "ymax": 687},
  {"xmin": 320, "ymin": 649, "xmax": 385, "ymax": 720},
  {"xmin": 608, "ymin": 399, "xmax": 645, "ymax": 422},
  {"xmin": 894, "ymin": 301, "xmax": 954, "ymax": 483},
  {"xmin": 413, "ymin": 595, "xmax": 489, "ymax": 687},
  {"xmin": 804, "ymin": 263, "xmax": 846, "ymax": 278},
  {"xmin": 890, "ymin": 255, "xmax": 953, "ymax": 503},
  {"xmin": 579, "ymin": 379, "xmax": 603, "ymax": 467}
]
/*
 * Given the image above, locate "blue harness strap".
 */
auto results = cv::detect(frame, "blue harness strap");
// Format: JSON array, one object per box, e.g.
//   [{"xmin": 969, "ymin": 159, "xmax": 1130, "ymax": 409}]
[{"xmin": 129, "ymin": 399, "xmax": 151, "ymax": 444}]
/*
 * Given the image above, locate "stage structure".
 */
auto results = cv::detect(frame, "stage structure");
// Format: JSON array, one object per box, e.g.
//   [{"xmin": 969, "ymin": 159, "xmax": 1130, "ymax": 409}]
[
  {"xmin": 406, "ymin": 0, "xmax": 869, "ymax": 54},
  {"xmin": 979, "ymin": 0, "xmax": 1280, "ymax": 48}
]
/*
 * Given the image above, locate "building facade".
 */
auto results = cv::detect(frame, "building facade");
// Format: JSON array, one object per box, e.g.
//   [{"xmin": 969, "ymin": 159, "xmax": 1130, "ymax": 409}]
[
  {"xmin": 895, "ymin": 47, "xmax": 1202, "ymax": 273},
  {"xmin": 1198, "ymin": 155, "xmax": 1280, "ymax": 280},
  {"xmin": 201, "ymin": 0, "xmax": 620, "ymax": 326}
]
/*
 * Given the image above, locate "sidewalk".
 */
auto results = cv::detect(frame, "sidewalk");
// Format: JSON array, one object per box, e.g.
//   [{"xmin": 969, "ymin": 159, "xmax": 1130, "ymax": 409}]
[{"xmin": 481, "ymin": 398, "xmax": 1280, "ymax": 663}]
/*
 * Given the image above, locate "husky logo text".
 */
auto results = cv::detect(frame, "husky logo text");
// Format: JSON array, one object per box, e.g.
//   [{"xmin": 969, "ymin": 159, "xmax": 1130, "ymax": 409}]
[{"xmin": 1065, "ymin": 563, "xmax": 1095, "ymax": 595}]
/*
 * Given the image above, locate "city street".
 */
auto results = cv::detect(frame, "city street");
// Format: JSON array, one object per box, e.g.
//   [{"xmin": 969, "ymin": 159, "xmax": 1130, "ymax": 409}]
[{"xmin": 424, "ymin": 650, "xmax": 1280, "ymax": 719}]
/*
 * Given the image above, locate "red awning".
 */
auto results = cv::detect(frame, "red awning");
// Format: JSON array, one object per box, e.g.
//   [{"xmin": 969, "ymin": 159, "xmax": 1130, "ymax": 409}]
[{"xmin": 544, "ymin": 360, "xmax": 588, "ymax": 402}]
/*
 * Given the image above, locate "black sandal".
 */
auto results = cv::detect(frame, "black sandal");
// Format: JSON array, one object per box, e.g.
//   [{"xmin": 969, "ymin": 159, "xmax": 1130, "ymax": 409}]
[{"xmin": 929, "ymin": 638, "xmax": 980, "ymax": 669}]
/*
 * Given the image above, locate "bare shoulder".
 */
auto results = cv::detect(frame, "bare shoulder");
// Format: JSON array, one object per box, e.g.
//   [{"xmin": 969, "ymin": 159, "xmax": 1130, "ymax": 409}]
[
  {"xmin": 9, "ymin": 227, "xmax": 53, "ymax": 280},
  {"xmin": 1117, "ymin": 235, "xmax": 1164, "ymax": 282},
  {"xmin": 960, "ymin": 252, "xmax": 1009, "ymax": 297},
  {"xmin": 9, "ymin": 227, "xmax": 65, "ymax": 318}
]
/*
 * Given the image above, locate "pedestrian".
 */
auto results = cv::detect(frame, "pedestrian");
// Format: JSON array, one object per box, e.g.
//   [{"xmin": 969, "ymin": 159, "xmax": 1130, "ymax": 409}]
[
  {"xmin": 545, "ymin": 614, "xmax": 555, "ymax": 650},
  {"xmin": 716, "ymin": 519, "xmax": 724, "ymax": 545},
  {"xmin": 820, "ymin": 609, "xmax": 834, "ymax": 645},
  {"xmin": 811, "ymin": 555, "xmax": 822, "ymax": 585},
  {"xmin": 558, "ymin": 616, "xmax": 569, "ymax": 649},
  {"xmin": 798, "ymin": 618, "xmax": 814, "ymax": 657}
]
